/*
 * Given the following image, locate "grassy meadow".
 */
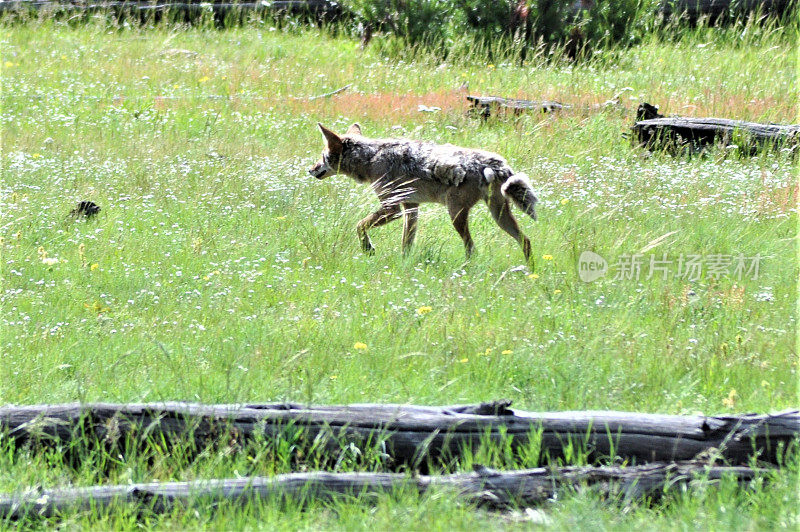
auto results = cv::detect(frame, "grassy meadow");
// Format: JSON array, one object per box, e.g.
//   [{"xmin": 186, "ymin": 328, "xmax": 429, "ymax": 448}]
[{"xmin": 1, "ymin": 16, "xmax": 798, "ymax": 529}]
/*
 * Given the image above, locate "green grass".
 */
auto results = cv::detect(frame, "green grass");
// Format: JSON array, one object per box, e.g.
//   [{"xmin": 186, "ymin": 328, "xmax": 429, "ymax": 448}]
[{"xmin": 1, "ymin": 17, "xmax": 798, "ymax": 529}]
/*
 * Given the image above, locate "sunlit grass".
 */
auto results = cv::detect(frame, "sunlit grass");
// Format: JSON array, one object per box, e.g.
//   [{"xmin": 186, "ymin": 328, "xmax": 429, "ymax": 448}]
[{"xmin": 0, "ymin": 17, "xmax": 797, "ymax": 529}]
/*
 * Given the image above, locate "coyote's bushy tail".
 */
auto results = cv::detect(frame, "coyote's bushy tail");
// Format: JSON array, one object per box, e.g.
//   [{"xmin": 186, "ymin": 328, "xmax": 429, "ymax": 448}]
[{"xmin": 501, "ymin": 173, "xmax": 538, "ymax": 221}]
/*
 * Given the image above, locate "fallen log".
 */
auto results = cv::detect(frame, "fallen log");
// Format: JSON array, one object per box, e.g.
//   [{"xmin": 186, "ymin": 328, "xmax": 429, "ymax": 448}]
[
  {"xmin": 0, "ymin": 0, "xmax": 336, "ymax": 11},
  {"xmin": 632, "ymin": 102, "xmax": 800, "ymax": 154},
  {"xmin": 0, "ymin": 0, "xmax": 341, "ymax": 18},
  {"xmin": 0, "ymin": 461, "xmax": 767, "ymax": 518},
  {"xmin": 656, "ymin": 0, "xmax": 794, "ymax": 21},
  {"xmin": 2, "ymin": 402, "xmax": 798, "ymax": 468},
  {"xmin": 467, "ymin": 95, "xmax": 570, "ymax": 119}
]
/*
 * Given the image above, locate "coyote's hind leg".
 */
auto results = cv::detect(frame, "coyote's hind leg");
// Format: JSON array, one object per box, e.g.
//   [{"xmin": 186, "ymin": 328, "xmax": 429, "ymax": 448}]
[
  {"xmin": 401, "ymin": 202, "xmax": 419, "ymax": 255},
  {"xmin": 356, "ymin": 205, "xmax": 402, "ymax": 254},
  {"xmin": 447, "ymin": 202, "xmax": 475, "ymax": 258}
]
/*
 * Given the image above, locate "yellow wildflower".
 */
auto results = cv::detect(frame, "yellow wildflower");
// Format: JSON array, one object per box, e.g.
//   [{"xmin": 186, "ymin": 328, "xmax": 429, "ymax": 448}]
[
  {"xmin": 4, "ymin": 61, "xmax": 13, "ymax": 68},
  {"xmin": 198, "ymin": 75, "xmax": 210, "ymax": 83},
  {"xmin": 542, "ymin": 254, "xmax": 553, "ymax": 260},
  {"xmin": 560, "ymin": 198, "xmax": 569, "ymax": 205},
  {"xmin": 416, "ymin": 305, "xmax": 433, "ymax": 315},
  {"xmin": 722, "ymin": 389, "xmax": 738, "ymax": 408},
  {"xmin": 354, "ymin": 342, "xmax": 367, "ymax": 350},
  {"xmin": 90, "ymin": 263, "xmax": 99, "ymax": 271},
  {"xmin": 501, "ymin": 350, "xmax": 513, "ymax": 355},
  {"xmin": 527, "ymin": 273, "xmax": 539, "ymax": 279},
  {"xmin": 459, "ymin": 358, "xmax": 469, "ymax": 363},
  {"xmin": 86, "ymin": 301, "xmax": 110, "ymax": 313},
  {"xmin": 554, "ymin": 289, "xmax": 562, "ymax": 294}
]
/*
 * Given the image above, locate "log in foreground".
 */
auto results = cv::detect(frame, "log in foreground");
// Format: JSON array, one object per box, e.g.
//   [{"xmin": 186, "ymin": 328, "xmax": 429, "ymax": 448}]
[
  {"xmin": 0, "ymin": 462, "xmax": 767, "ymax": 519},
  {"xmin": 632, "ymin": 102, "xmax": 800, "ymax": 153},
  {"xmin": 3, "ymin": 402, "xmax": 798, "ymax": 467}
]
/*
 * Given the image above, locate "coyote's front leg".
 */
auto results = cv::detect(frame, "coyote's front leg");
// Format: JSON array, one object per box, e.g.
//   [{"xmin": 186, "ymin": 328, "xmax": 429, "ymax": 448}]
[{"xmin": 356, "ymin": 205, "xmax": 402, "ymax": 254}]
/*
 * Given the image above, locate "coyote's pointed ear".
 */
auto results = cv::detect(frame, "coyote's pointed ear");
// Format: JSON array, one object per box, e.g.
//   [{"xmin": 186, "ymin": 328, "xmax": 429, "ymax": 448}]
[
  {"xmin": 346, "ymin": 123, "xmax": 362, "ymax": 136},
  {"xmin": 318, "ymin": 123, "xmax": 343, "ymax": 153}
]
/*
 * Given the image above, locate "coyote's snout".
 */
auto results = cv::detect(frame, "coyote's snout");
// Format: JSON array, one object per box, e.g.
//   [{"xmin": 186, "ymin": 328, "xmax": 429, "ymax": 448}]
[
  {"xmin": 309, "ymin": 123, "xmax": 539, "ymax": 260},
  {"xmin": 308, "ymin": 156, "xmax": 333, "ymax": 180}
]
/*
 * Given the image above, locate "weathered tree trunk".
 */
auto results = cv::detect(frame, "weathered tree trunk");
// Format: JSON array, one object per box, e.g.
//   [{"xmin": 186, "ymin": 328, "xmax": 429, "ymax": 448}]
[
  {"xmin": 0, "ymin": 461, "xmax": 767, "ymax": 519},
  {"xmin": 657, "ymin": 0, "xmax": 794, "ymax": 21},
  {"xmin": 0, "ymin": 1, "xmax": 341, "ymax": 18},
  {"xmin": 632, "ymin": 102, "xmax": 800, "ymax": 154},
  {"xmin": 467, "ymin": 95, "xmax": 570, "ymax": 118},
  {"xmin": 3, "ymin": 402, "xmax": 797, "ymax": 467}
]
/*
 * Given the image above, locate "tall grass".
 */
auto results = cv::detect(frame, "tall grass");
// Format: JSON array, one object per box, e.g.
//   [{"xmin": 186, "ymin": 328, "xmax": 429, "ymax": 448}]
[{"xmin": 0, "ymin": 14, "xmax": 797, "ymax": 529}]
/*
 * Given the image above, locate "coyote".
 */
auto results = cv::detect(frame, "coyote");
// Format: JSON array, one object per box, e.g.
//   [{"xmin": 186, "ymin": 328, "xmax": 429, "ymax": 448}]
[{"xmin": 309, "ymin": 123, "xmax": 539, "ymax": 260}]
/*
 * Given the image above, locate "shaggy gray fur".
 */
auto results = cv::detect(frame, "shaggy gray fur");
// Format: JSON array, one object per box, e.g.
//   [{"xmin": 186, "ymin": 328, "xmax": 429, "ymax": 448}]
[{"xmin": 339, "ymin": 137, "xmax": 513, "ymax": 188}]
